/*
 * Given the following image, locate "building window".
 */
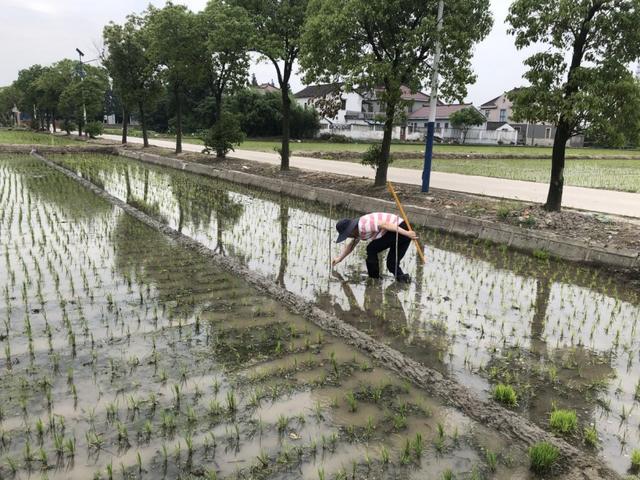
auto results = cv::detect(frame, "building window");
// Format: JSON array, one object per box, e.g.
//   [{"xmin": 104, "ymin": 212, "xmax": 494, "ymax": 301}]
[
  {"xmin": 545, "ymin": 127, "xmax": 552, "ymax": 139},
  {"xmin": 436, "ymin": 122, "xmax": 440, "ymax": 128},
  {"xmin": 340, "ymin": 99, "xmax": 346, "ymax": 110},
  {"xmin": 445, "ymin": 122, "xmax": 449, "ymax": 129},
  {"xmin": 499, "ymin": 109, "xmax": 507, "ymax": 122},
  {"xmin": 483, "ymin": 109, "xmax": 490, "ymax": 117}
]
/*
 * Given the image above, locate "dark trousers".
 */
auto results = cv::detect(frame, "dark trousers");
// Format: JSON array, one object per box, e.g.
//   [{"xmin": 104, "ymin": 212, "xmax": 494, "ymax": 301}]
[{"xmin": 365, "ymin": 222, "xmax": 411, "ymax": 278}]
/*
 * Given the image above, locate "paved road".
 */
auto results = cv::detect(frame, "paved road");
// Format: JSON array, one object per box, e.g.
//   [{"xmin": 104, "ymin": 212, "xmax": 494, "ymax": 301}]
[{"xmin": 102, "ymin": 134, "xmax": 640, "ymax": 218}]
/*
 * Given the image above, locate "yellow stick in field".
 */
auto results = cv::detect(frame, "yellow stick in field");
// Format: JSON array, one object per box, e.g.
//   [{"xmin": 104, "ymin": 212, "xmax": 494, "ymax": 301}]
[{"xmin": 387, "ymin": 181, "xmax": 426, "ymax": 264}]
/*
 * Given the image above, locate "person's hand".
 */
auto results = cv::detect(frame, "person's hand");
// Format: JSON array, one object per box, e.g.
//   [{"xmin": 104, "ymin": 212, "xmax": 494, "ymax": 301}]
[
  {"xmin": 331, "ymin": 257, "xmax": 340, "ymax": 267},
  {"xmin": 406, "ymin": 230, "xmax": 418, "ymax": 240}
]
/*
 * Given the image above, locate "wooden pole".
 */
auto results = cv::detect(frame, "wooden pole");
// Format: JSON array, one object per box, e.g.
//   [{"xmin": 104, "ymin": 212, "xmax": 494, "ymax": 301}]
[{"xmin": 387, "ymin": 181, "xmax": 426, "ymax": 264}]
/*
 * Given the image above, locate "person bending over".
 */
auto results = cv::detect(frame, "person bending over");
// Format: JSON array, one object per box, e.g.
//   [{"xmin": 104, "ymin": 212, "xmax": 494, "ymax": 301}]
[{"xmin": 332, "ymin": 212, "xmax": 417, "ymax": 283}]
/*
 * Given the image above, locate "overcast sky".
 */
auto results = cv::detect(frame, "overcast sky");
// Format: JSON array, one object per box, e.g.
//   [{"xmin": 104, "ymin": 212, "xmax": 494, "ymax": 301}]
[{"xmin": 1, "ymin": 0, "xmax": 543, "ymax": 106}]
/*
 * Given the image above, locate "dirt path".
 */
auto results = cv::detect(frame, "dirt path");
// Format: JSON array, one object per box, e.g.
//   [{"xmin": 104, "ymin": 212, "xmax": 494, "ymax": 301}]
[{"xmin": 33, "ymin": 151, "xmax": 621, "ymax": 479}]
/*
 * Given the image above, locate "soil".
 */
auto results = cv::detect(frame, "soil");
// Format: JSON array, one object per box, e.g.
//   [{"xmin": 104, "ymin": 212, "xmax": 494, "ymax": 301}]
[
  {"xmin": 121, "ymin": 144, "xmax": 640, "ymax": 254},
  {"xmin": 35, "ymin": 151, "xmax": 623, "ymax": 479}
]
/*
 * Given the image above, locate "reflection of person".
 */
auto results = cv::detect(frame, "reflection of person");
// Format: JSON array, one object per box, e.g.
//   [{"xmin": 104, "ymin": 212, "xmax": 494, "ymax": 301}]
[{"xmin": 332, "ymin": 212, "xmax": 417, "ymax": 283}]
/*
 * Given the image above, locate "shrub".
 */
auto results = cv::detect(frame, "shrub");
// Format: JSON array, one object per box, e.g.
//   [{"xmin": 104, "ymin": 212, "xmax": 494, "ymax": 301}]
[
  {"xmin": 492, "ymin": 384, "xmax": 518, "ymax": 407},
  {"xmin": 202, "ymin": 115, "xmax": 245, "ymax": 158},
  {"xmin": 549, "ymin": 409, "xmax": 577, "ymax": 434},
  {"xmin": 62, "ymin": 119, "xmax": 77, "ymax": 135},
  {"xmin": 317, "ymin": 133, "xmax": 353, "ymax": 143},
  {"xmin": 84, "ymin": 121, "xmax": 104, "ymax": 139},
  {"xmin": 529, "ymin": 442, "xmax": 559, "ymax": 473},
  {"xmin": 361, "ymin": 143, "xmax": 393, "ymax": 169},
  {"xmin": 631, "ymin": 449, "xmax": 640, "ymax": 472}
]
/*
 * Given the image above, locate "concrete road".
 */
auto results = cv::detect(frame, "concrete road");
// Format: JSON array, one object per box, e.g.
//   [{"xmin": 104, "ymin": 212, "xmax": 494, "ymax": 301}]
[{"xmin": 101, "ymin": 134, "xmax": 640, "ymax": 218}]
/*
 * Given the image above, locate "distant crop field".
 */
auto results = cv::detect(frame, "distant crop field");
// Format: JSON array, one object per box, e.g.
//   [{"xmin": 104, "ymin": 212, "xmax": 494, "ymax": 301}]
[{"xmin": 0, "ymin": 129, "xmax": 77, "ymax": 145}]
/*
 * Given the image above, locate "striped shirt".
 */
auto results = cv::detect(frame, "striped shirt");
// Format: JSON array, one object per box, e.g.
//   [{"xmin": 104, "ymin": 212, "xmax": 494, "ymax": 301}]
[{"xmin": 357, "ymin": 213, "xmax": 401, "ymax": 241}]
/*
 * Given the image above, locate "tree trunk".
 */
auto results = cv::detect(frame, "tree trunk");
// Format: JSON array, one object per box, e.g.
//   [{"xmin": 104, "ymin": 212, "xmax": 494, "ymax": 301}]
[
  {"xmin": 215, "ymin": 91, "xmax": 223, "ymax": 124},
  {"xmin": 122, "ymin": 107, "xmax": 128, "ymax": 144},
  {"xmin": 374, "ymin": 101, "xmax": 397, "ymax": 186},
  {"xmin": 52, "ymin": 110, "xmax": 57, "ymax": 133},
  {"xmin": 544, "ymin": 122, "xmax": 571, "ymax": 211},
  {"xmin": 139, "ymin": 103, "xmax": 149, "ymax": 148},
  {"xmin": 175, "ymin": 87, "xmax": 183, "ymax": 154},
  {"xmin": 280, "ymin": 88, "xmax": 291, "ymax": 171},
  {"xmin": 78, "ymin": 119, "xmax": 83, "ymax": 137}
]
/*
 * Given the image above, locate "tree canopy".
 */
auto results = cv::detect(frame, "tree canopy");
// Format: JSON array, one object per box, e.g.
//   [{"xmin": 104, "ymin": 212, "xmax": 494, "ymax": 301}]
[
  {"xmin": 449, "ymin": 106, "xmax": 486, "ymax": 143},
  {"xmin": 230, "ymin": 0, "xmax": 310, "ymax": 170},
  {"xmin": 103, "ymin": 15, "xmax": 162, "ymax": 146},
  {"xmin": 300, "ymin": 0, "xmax": 493, "ymax": 185},
  {"xmin": 507, "ymin": 0, "xmax": 640, "ymax": 210}
]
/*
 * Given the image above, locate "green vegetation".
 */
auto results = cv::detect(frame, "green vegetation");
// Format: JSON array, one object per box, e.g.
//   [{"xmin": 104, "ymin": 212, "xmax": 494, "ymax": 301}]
[
  {"xmin": 631, "ymin": 449, "xmax": 640, "ymax": 472},
  {"xmin": 583, "ymin": 426, "xmax": 598, "ymax": 447},
  {"xmin": 492, "ymin": 384, "xmax": 518, "ymax": 407},
  {"xmin": 0, "ymin": 130, "xmax": 77, "ymax": 145},
  {"xmin": 549, "ymin": 409, "xmax": 578, "ymax": 435},
  {"xmin": 528, "ymin": 441, "xmax": 559, "ymax": 474}
]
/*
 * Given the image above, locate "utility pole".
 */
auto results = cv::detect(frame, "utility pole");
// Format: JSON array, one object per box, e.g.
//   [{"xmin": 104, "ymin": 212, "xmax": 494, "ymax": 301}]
[
  {"xmin": 76, "ymin": 48, "xmax": 87, "ymax": 135},
  {"xmin": 421, "ymin": 0, "xmax": 444, "ymax": 193}
]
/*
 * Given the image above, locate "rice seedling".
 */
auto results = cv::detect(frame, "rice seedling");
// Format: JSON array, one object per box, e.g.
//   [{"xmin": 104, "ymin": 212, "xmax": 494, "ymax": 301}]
[
  {"xmin": 631, "ymin": 449, "xmax": 640, "ymax": 472},
  {"xmin": 485, "ymin": 449, "xmax": 497, "ymax": 471},
  {"xmin": 549, "ymin": 409, "xmax": 577, "ymax": 435},
  {"xmin": 583, "ymin": 425, "xmax": 598, "ymax": 447},
  {"xmin": 492, "ymin": 383, "xmax": 517, "ymax": 407},
  {"xmin": 226, "ymin": 390, "xmax": 237, "ymax": 414},
  {"xmin": 345, "ymin": 392, "xmax": 358, "ymax": 412},
  {"xmin": 529, "ymin": 441, "xmax": 559, "ymax": 473}
]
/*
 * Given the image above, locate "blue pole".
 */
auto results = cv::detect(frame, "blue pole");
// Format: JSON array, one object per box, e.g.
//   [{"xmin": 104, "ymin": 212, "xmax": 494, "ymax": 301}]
[
  {"xmin": 421, "ymin": 0, "xmax": 444, "ymax": 193},
  {"xmin": 422, "ymin": 122, "xmax": 435, "ymax": 192}
]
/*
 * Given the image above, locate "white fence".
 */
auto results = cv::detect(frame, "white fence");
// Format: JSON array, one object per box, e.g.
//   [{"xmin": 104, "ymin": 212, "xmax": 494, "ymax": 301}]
[{"xmin": 321, "ymin": 123, "xmax": 518, "ymax": 144}]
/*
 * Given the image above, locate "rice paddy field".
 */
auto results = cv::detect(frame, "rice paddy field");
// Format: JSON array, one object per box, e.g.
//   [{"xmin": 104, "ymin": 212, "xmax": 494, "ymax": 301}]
[{"xmin": 1, "ymin": 151, "xmax": 640, "ymax": 478}]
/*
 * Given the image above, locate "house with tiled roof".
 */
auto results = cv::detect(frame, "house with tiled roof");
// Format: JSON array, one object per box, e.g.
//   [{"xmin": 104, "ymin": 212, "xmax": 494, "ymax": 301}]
[{"xmin": 480, "ymin": 91, "xmax": 583, "ymax": 146}]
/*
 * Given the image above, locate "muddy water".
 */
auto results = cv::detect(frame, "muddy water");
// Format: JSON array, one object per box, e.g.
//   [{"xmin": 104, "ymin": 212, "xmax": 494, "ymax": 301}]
[
  {"xmin": 45, "ymin": 152, "xmax": 640, "ymax": 474},
  {"xmin": 0, "ymin": 155, "xmax": 532, "ymax": 479}
]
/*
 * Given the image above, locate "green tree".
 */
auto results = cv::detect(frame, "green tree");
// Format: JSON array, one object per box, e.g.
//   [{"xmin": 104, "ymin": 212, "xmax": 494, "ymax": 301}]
[
  {"xmin": 13, "ymin": 64, "xmax": 46, "ymax": 130},
  {"xmin": 58, "ymin": 64, "xmax": 109, "ymax": 136},
  {"xmin": 301, "ymin": 0, "xmax": 492, "ymax": 186},
  {"xmin": 145, "ymin": 2, "xmax": 206, "ymax": 154},
  {"xmin": 0, "ymin": 86, "xmax": 20, "ymax": 126},
  {"xmin": 200, "ymin": 0, "xmax": 251, "ymax": 124},
  {"xmin": 449, "ymin": 106, "xmax": 486, "ymax": 144},
  {"xmin": 230, "ymin": 0, "xmax": 310, "ymax": 170},
  {"xmin": 103, "ymin": 15, "xmax": 162, "ymax": 147},
  {"xmin": 35, "ymin": 61, "xmax": 76, "ymax": 133},
  {"xmin": 507, "ymin": 0, "xmax": 640, "ymax": 211}
]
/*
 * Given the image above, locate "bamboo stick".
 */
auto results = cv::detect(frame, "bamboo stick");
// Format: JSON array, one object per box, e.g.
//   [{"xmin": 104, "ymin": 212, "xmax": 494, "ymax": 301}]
[{"xmin": 386, "ymin": 181, "xmax": 426, "ymax": 264}]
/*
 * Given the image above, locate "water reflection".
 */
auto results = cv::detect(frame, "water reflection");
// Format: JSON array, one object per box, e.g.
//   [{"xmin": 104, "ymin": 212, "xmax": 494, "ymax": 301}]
[{"xmin": 54, "ymin": 154, "xmax": 640, "ymax": 473}]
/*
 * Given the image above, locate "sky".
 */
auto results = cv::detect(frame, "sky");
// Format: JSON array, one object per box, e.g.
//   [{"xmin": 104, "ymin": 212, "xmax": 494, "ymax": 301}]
[{"xmin": 1, "ymin": 0, "xmax": 541, "ymax": 106}]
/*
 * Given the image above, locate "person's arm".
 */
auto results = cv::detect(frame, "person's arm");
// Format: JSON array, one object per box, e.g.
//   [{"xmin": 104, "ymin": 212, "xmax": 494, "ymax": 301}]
[
  {"xmin": 332, "ymin": 238, "xmax": 359, "ymax": 266},
  {"xmin": 379, "ymin": 221, "xmax": 418, "ymax": 239}
]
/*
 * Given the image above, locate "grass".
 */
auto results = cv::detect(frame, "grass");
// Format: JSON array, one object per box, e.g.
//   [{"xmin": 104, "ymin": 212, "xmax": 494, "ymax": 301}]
[
  {"xmin": 529, "ymin": 441, "xmax": 559, "ymax": 473},
  {"xmin": 492, "ymin": 384, "xmax": 518, "ymax": 407},
  {"xmin": 0, "ymin": 129, "xmax": 78, "ymax": 145},
  {"xmin": 631, "ymin": 449, "xmax": 640, "ymax": 472},
  {"xmin": 391, "ymin": 157, "xmax": 640, "ymax": 192},
  {"xmin": 100, "ymin": 127, "xmax": 640, "ymax": 157},
  {"xmin": 549, "ymin": 409, "xmax": 578, "ymax": 435}
]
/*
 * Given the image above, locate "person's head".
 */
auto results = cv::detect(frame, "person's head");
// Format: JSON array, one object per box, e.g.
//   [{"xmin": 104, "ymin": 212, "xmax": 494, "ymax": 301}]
[{"xmin": 335, "ymin": 218, "xmax": 359, "ymax": 243}]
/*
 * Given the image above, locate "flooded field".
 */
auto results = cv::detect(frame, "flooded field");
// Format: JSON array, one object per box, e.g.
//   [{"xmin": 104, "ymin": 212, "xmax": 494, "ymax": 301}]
[
  {"xmin": 42, "ymin": 152, "xmax": 640, "ymax": 476},
  {"xmin": 0, "ymin": 154, "xmax": 541, "ymax": 479}
]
